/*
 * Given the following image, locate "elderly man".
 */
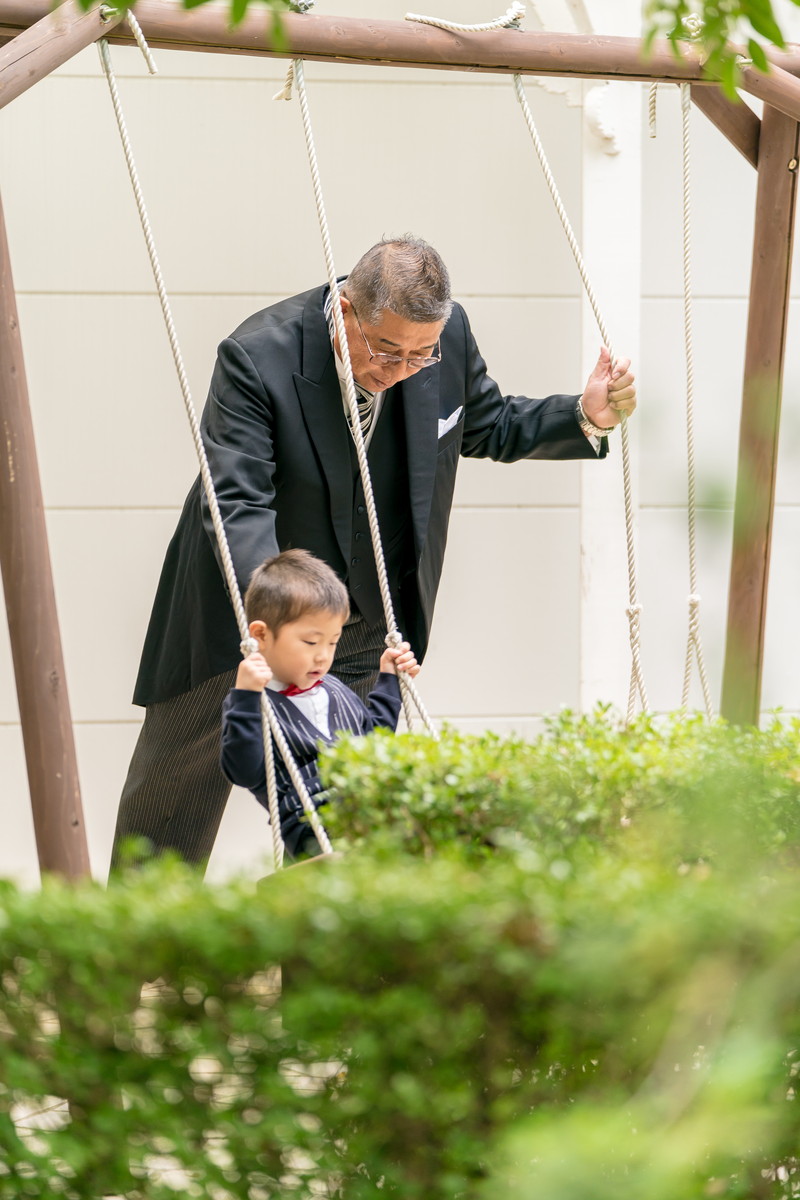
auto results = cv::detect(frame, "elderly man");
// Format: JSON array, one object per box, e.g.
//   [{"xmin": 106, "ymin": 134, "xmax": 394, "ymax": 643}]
[{"xmin": 111, "ymin": 234, "xmax": 636, "ymax": 871}]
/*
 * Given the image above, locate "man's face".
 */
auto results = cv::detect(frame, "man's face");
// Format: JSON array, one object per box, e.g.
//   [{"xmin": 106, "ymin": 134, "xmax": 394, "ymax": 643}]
[{"xmin": 337, "ymin": 297, "xmax": 444, "ymax": 393}]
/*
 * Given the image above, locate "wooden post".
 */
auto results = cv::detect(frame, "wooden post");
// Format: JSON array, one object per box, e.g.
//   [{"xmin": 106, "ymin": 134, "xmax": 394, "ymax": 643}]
[
  {"xmin": 720, "ymin": 105, "xmax": 800, "ymax": 725},
  {"xmin": 0, "ymin": 188, "xmax": 90, "ymax": 878}
]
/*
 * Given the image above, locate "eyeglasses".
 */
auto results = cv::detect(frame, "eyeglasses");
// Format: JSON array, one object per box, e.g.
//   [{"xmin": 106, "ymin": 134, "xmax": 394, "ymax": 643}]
[{"xmin": 349, "ymin": 303, "xmax": 441, "ymax": 370}]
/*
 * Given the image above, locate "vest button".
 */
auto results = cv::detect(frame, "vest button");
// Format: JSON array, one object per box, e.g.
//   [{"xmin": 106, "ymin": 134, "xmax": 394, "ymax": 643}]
[
  {"xmin": 351, "ymin": 557, "xmax": 360, "ymax": 566},
  {"xmin": 357, "ymin": 505, "xmax": 366, "ymax": 515}
]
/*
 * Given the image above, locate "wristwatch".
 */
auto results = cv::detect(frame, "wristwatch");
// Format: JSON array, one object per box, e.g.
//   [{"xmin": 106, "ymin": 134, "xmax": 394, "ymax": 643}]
[{"xmin": 576, "ymin": 398, "xmax": 616, "ymax": 439}]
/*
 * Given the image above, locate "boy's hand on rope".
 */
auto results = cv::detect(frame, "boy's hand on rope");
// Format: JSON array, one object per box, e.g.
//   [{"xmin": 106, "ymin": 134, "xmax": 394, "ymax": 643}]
[
  {"xmin": 380, "ymin": 642, "xmax": 421, "ymax": 678},
  {"xmin": 236, "ymin": 652, "xmax": 273, "ymax": 692},
  {"xmin": 581, "ymin": 346, "xmax": 637, "ymax": 430}
]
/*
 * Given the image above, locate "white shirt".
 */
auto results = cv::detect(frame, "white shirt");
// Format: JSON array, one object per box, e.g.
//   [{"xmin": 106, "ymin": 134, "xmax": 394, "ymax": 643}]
[
  {"xmin": 324, "ymin": 289, "xmax": 385, "ymax": 450},
  {"xmin": 267, "ymin": 678, "xmax": 331, "ymax": 739},
  {"xmin": 332, "ymin": 349, "xmax": 385, "ymax": 451}
]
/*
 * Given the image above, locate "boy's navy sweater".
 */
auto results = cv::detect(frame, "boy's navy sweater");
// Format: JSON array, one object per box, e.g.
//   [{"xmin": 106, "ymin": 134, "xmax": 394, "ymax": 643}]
[{"xmin": 221, "ymin": 672, "xmax": 401, "ymax": 857}]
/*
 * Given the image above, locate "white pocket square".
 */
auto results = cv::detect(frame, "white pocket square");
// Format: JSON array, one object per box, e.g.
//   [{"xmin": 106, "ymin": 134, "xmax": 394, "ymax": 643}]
[{"xmin": 438, "ymin": 406, "xmax": 463, "ymax": 439}]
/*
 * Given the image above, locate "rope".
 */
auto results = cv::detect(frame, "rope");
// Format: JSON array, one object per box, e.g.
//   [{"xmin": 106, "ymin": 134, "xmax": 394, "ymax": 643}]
[
  {"xmin": 98, "ymin": 5, "xmax": 157, "ymax": 75},
  {"xmin": 405, "ymin": 1, "xmax": 525, "ymax": 32},
  {"xmin": 649, "ymin": 80, "xmax": 712, "ymax": 715},
  {"xmin": 290, "ymin": 57, "xmax": 438, "ymax": 738},
  {"xmin": 122, "ymin": 8, "xmax": 158, "ymax": 74},
  {"xmin": 405, "ymin": 7, "xmax": 648, "ymax": 721},
  {"xmin": 511, "ymin": 72, "xmax": 649, "ymax": 721},
  {"xmin": 98, "ymin": 35, "xmax": 334, "ymax": 865},
  {"xmin": 648, "ymin": 82, "xmax": 658, "ymax": 137},
  {"xmin": 273, "ymin": 60, "xmax": 294, "ymax": 102},
  {"xmin": 678, "ymin": 83, "xmax": 713, "ymax": 717}
]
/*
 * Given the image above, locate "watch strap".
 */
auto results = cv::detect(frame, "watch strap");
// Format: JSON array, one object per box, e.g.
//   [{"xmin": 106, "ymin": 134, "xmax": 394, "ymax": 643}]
[{"xmin": 576, "ymin": 398, "xmax": 615, "ymax": 439}]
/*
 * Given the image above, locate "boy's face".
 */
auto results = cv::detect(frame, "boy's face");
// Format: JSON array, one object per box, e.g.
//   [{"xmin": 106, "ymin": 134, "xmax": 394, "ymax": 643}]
[{"xmin": 254, "ymin": 608, "xmax": 345, "ymax": 690}]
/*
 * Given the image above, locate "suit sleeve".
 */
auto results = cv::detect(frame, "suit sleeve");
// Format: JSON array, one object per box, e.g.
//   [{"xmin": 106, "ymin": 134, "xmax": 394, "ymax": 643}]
[
  {"xmin": 364, "ymin": 673, "xmax": 403, "ymax": 732},
  {"xmin": 200, "ymin": 337, "xmax": 281, "ymax": 597},
  {"xmin": 453, "ymin": 305, "xmax": 607, "ymax": 462},
  {"xmin": 220, "ymin": 688, "xmax": 267, "ymax": 790}
]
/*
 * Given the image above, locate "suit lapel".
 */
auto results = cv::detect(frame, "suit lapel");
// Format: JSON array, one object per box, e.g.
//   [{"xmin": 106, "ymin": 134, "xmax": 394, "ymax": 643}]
[
  {"xmin": 400, "ymin": 366, "xmax": 440, "ymax": 559},
  {"xmin": 292, "ymin": 285, "xmax": 444, "ymax": 569},
  {"xmin": 294, "ymin": 288, "xmax": 353, "ymax": 568}
]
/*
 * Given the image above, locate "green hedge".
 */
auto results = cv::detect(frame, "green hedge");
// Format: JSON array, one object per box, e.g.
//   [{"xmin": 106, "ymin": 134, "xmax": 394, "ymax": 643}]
[
  {"xmin": 322, "ymin": 708, "xmax": 800, "ymax": 869},
  {"xmin": 1, "ymin": 711, "xmax": 800, "ymax": 1198}
]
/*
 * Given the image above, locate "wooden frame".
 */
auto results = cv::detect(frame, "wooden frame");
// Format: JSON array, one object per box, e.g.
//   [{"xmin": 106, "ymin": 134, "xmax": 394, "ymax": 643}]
[
  {"xmin": 0, "ymin": 188, "xmax": 90, "ymax": 878},
  {"xmin": 0, "ymin": 1, "xmax": 792, "ymax": 875}
]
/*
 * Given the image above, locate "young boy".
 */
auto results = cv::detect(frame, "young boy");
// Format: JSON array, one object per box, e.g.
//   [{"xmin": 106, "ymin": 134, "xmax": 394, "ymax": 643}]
[{"xmin": 220, "ymin": 549, "xmax": 420, "ymax": 859}]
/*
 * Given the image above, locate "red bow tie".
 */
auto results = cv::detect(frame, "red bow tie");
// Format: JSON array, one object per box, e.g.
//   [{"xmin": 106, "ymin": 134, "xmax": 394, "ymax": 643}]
[{"xmin": 279, "ymin": 680, "xmax": 323, "ymax": 697}]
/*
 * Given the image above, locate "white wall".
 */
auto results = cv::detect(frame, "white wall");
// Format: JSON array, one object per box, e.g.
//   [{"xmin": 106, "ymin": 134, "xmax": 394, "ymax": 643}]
[{"xmin": 0, "ymin": 0, "xmax": 797, "ymax": 884}]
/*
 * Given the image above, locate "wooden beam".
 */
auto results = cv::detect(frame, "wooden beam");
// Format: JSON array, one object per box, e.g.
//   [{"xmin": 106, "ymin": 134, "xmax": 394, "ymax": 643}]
[
  {"xmin": 721, "ymin": 105, "xmax": 800, "ymax": 725},
  {"xmin": 0, "ymin": 1, "xmax": 793, "ymax": 128},
  {"xmin": 0, "ymin": 2, "xmax": 718, "ymax": 84},
  {"xmin": 0, "ymin": 0, "xmax": 123, "ymax": 109},
  {"xmin": 0, "ymin": 0, "xmax": 795, "ymax": 113},
  {"xmin": 0, "ymin": 188, "xmax": 91, "ymax": 879},
  {"xmin": 691, "ymin": 85, "xmax": 760, "ymax": 169}
]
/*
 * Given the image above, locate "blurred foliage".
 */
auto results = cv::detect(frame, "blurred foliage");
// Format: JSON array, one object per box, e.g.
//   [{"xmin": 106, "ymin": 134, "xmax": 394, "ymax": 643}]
[
  {"xmin": 644, "ymin": 0, "xmax": 797, "ymax": 97},
  {"xmin": 3, "ymin": 710, "xmax": 800, "ymax": 1196}
]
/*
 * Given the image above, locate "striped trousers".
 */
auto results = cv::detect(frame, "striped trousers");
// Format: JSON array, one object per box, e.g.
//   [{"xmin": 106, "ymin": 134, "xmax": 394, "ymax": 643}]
[{"xmin": 109, "ymin": 613, "xmax": 387, "ymax": 875}]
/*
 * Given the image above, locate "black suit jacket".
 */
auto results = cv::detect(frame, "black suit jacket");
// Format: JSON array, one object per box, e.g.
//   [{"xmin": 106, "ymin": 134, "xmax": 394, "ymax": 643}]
[{"xmin": 134, "ymin": 284, "xmax": 604, "ymax": 706}]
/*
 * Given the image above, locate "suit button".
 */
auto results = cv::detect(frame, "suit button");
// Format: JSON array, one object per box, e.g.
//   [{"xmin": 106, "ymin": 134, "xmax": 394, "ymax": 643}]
[
  {"xmin": 355, "ymin": 531, "xmax": 364, "ymax": 541},
  {"xmin": 357, "ymin": 505, "xmax": 366, "ymax": 515},
  {"xmin": 351, "ymin": 557, "xmax": 360, "ymax": 565}
]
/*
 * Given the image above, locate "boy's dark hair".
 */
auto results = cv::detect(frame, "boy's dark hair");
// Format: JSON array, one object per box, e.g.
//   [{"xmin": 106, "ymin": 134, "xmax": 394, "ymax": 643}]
[{"xmin": 244, "ymin": 549, "xmax": 349, "ymax": 634}]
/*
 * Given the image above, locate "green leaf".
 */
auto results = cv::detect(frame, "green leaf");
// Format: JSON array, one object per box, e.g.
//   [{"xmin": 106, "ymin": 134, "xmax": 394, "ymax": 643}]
[
  {"xmin": 269, "ymin": 7, "xmax": 289, "ymax": 53},
  {"xmin": 745, "ymin": 0, "xmax": 787, "ymax": 48},
  {"xmin": 747, "ymin": 37, "xmax": 771, "ymax": 73},
  {"xmin": 719, "ymin": 51, "xmax": 742, "ymax": 100},
  {"xmin": 228, "ymin": 0, "xmax": 248, "ymax": 28}
]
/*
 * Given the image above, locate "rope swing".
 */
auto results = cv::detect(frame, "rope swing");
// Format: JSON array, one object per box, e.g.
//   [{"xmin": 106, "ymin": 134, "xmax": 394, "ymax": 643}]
[
  {"xmin": 99, "ymin": 1, "xmax": 441, "ymax": 872},
  {"xmin": 286, "ymin": 57, "xmax": 439, "ymax": 740},
  {"xmin": 649, "ymin": 79, "xmax": 714, "ymax": 717},
  {"xmin": 97, "ymin": 23, "xmax": 335, "ymax": 869},
  {"xmin": 405, "ymin": 3, "xmax": 650, "ymax": 721}
]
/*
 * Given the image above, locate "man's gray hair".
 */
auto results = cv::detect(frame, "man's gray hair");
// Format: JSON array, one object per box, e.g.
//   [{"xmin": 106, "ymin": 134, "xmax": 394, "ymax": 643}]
[{"xmin": 343, "ymin": 235, "xmax": 453, "ymax": 326}]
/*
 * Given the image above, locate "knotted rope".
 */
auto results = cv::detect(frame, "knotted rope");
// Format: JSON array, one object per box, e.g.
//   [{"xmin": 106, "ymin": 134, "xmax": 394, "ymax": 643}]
[
  {"xmin": 98, "ymin": 30, "xmax": 334, "ymax": 867},
  {"xmin": 405, "ymin": 1, "xmax": 524, "ymax": 32},
  {"xmin": 648, "ymin": 82, "xmax": 659, "ymax": 137}
]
